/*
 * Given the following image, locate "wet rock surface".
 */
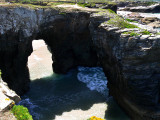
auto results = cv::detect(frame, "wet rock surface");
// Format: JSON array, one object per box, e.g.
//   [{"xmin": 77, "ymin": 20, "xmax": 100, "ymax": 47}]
[{"xmin": 0, "ymin": 5, "xmax": 160, "ymax": 120}]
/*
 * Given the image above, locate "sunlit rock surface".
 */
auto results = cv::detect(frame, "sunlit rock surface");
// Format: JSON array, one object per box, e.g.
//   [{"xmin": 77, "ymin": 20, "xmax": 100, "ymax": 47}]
[{"xmin": 0, "ymin": 79, "xmax": 20, "ymax": 112}]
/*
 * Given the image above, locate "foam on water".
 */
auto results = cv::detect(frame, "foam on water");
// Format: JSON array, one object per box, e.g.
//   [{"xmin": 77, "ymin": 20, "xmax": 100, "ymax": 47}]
[
  {"xmin": 18, "ymin": 67, "xmax": 109, "ymax": 120},
  {"xmin": 77, "ymin": 67, "xmax": 108, "ymax": 96}
]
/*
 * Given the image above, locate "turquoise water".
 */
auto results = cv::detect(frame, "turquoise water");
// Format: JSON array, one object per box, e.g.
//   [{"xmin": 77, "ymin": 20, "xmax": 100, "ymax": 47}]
[{"xmin": 18, "ymin": 67, "xmax": 130, "ymax": 120}]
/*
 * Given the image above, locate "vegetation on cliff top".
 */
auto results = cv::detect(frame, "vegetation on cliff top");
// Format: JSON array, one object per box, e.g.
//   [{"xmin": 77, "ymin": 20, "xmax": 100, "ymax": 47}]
[
  {"xmin": 122, "ymin": 29, "xmax": 152, "ymax": 37},
  {"xmin": 123, "ymin": 31, "xmax": 140, "ymax": 36},
  {"xmin": 140, "ymin": 30, "xmax": 151, "ymax": 35},
  {"xmin": 101, "ymin": 9, "xmax": 138, "ymax": 29},
  {"xmin": 11, "ymin": 105, "xmax": 33, "ymax": 120},
  {"xmin": 107, "ymin": 16, "xmax": 138, "ymax": 28},
  {"xmin": 77, "ymin": 1, "xmax": 116, "ymax": 8},
  {"xmin": 125, "ymin": 18, "xmax": 138, "ymax": 23}
]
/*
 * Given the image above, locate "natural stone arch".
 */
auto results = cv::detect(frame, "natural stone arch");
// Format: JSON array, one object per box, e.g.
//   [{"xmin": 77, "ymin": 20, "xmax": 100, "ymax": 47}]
[
  {"xmin": 1, "ymin": 6, "xmax": 160, "ymax": 119},
  {"xmin": 0, "ymin": 9, "xmax": 98, "ymax": 95}
]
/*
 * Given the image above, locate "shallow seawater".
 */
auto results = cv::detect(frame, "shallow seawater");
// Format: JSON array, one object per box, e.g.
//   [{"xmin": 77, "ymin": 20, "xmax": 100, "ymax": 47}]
[
  {"xmin": 19, "ymin": 40, "xmax": 129, "ymax": 120},
  {"xmin": 19, "ymin": 67, "xmax": 130, "ymax": 120}
]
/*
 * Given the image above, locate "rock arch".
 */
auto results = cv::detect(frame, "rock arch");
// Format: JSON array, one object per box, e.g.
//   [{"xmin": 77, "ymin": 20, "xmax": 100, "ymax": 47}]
[
  {"xmin": 1, "ymin": 6, "xmax": 160, "ymax": 119},
  {"xmin": 0, "ymin": 7, "xmax": 98, "ymax": 95}
]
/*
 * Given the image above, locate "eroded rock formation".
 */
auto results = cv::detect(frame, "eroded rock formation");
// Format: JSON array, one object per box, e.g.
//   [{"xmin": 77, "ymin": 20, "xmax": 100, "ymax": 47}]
[
  {"xmin": 0, "ymin": 6, "xmax": 98, "ymax": 95},
  {"xmin": 90, "ymin": 17, "xmax": 160, "ymax": 119},
  {"xmin": 0, "ymin": 5, "xmax": 160, "ymax": 120},
  {"xmin": 37, "ymin": 12, "xmax": 98, "ymax": 73}
]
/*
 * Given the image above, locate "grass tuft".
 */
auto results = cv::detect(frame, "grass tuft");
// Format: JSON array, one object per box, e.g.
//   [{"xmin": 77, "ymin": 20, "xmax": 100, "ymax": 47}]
[
  {"xmin": 107, "ymin": 9, "xmax": 116, "ymax": 14},
  {"xmin": 123, "ymin": 31, "xmax": 140, "ymax": 36},
  {"xmin": 12, "ymin": 105, "xmax": 33, "ymax": 120},
  {"xmin": 125, "ymin": 18, "xmax": 138, "ymax": 23},
  {"xmin": 140, "ymin": 30, "xmax": 151, "ymax": 35},
  {"xmin": 107, "ymin": 16, "xmax": 138, "ymax": 28}
]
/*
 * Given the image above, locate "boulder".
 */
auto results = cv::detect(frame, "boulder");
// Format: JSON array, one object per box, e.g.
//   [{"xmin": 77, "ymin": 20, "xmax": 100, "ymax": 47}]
[
  {"xmin": 148, "ymin": 21, "xmax": 160, "ymax": 28},
  {"xmin": 141, "ymin": 17, "xmax": 159, "ymax": 24}
]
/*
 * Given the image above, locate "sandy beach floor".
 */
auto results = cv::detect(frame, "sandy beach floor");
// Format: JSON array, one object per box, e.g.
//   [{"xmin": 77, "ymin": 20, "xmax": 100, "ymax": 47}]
[{"xmin": 28, "ymin": 40, "xmax": 53, "ymax": 80}]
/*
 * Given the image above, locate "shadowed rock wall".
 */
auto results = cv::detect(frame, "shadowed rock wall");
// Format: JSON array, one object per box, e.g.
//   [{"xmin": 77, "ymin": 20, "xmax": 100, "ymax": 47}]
[{"xmin": 38, "ymin": 12, "xmax": 98, "ymax": 73}]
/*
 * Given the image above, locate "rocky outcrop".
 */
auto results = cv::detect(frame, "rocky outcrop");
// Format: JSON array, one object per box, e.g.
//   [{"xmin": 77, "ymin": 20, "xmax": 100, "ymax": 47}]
[
  {"xmin": 0, "ymin": 79, "xmax": 20, "ymax": 112},
  {"xmin": 117, "ymin": 1, "xmax": 158, "ymax": 7},
  {"xmin": 148, "ymin": 21, "xmax": 160, "ymax": 28},
  {"xmin": 90, "ymin": 13, "xmax": 160, "ymax": 118},
  {"xmin": 141, "ymin": 17, "xmax": 159, "ymax": 24},
  {"xmin": 0, "ymin": 6, "xmax": 98, "ymax": 95},
  {"xmin": 119, "ymin": 4, "xmax": 160, "ymax": 13},
  {"xmin": 1, "ymin": 5, "xmax": 160, "ymax": 120},
  {"xmin": 141, "ymin": 17, "xmax": 160, "ymax": 28},
  {"xmin": 83, "ymin": 3, "xmax": 117, "ymax": 13},
  {"xmin": 37, "ymin": 12, "xmax": 98, "ymax": 73},
  {"xmin": 99, "ymin": 4, "xmax": 117, "ymax": 13}
]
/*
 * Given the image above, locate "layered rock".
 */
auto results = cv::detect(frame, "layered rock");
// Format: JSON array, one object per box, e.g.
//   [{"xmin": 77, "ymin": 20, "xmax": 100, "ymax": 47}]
[{"xmin": 119, "ymin": 4, "xmax": 160, "ymax": 13}]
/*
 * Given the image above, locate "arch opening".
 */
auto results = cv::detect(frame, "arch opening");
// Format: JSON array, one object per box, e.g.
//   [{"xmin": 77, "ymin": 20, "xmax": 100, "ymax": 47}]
[
  {"xmin": 17, "ymin": 38, "xmax": 129, "ymax": 120},
  {"xmin": 21, "ymin": 39, "xmax": 107, "ymax": 120},
  {"xmin": 28, "ymin": 39, "xmax": 53, "ymax": 80}
]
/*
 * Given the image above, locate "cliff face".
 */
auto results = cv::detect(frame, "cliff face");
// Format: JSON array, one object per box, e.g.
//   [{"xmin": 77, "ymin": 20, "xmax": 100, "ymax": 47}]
[
  {"xmin": 0, "ymin": 6, "xmax": 98, "ymax": 95},
  {"xmin": 90, "ymin": 16, "xmax": 160, "ymax": 118},
  {"xmin": 0, "ymin": 5, "xmax": 160, "ymax": 119}
]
